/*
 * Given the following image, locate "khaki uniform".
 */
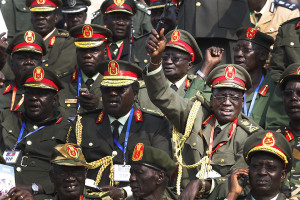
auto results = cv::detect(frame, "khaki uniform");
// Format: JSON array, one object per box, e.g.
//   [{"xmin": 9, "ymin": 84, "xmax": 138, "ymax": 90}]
[{"xmin": 250, "ymin": 0, "xmax": 299, "ymax": 40}]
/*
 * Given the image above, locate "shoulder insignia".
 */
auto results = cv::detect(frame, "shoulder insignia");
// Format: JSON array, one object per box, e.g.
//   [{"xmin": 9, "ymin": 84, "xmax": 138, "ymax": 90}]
[
  {"xmin": 72, "ymin": 69, "xmax": 78, "ymax": 82},
  {"xmin": 276, "ymin": 128, "xmax": 282, "ymax": 132},
  {"xmin": 296, "ymin": 21, "xmax": 300, "ymax": 29},
  {"xmin": 3, "ymin": 84, "xmax": 12, "ymax": 94},
  {"xmin": 202, "ymin": 114, "xmax": 214, "ymax": 125},
  {"xmin": 134, "ymin": 110, "xmax": 143, "ymax": 122},
  {"xmin": 141, "ymin": 107, "xmax": 164, "ymax": 117},
  {"xmin": 56, "ymin": 117, "xmax": 63, "ymax": 124},
  {"xmin": 96, "ymin": 111, "xmax": 105, "ymax": 124},
  {"xmin": 138, "ymin": 80, "xmax": 145, "ymax": 88},
  {"xmin": 49, "ymin": 36, "xmax": 56, "ymax": 46},
  {"xmin": 185, "ymin": 78, "xmax": 191, "ymax": 89},
  {"xmin": 195, "ymin": 91, "xmax": 210, "ymax": 108},
  {"xmin": 259, "ymin": 85, "xmax": 269, "ymax": 96},
  {"xmin": 240, "ymin": 119, "xmax": 260, "ymax": 133},
  {"xmin": 284, "ymin": 130, "xmax": 294, "ymax": 141},
  {"xmin": 274, "ymin": 0, "xmax": 298, "ymax": 10},
  {"xmin": 58, "ymin": 32, "xmax": 69, "ymax": 37}
]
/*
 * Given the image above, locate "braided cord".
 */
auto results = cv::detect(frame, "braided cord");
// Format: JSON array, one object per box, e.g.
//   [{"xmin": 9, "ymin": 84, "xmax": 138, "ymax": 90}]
[{"xmin": 75, "ymin": 115, "xmax": 83, "ymax": 146}]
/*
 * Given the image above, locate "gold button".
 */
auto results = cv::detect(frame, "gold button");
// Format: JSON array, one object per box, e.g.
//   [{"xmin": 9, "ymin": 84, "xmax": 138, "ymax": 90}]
[
  {"xmin": 27, "ymin": 141, "xmax": 32, "ymax": 145},
  {"xmin": 196, "ymin": 2, "xmax": 201, "ymax": 6},
  {"xmin": 52, "ymin": 136, "xmax": 55, "ymax": 140},
  {"xmin": 8, "ymin": 130, "xmax": 12, "ymax": 133},
  {"xmin": 67, "ymin": 104, "xmax": 71, "ymax": 107},
  {"xmin": 290, "ymin": 42, "xmax": 295, "ymax": 46},
  {"xmin": 144, "ymin": 59, "xmax": 148, "ymax": 63},
  {"xmin": 16, "ymin": 167, "xmax": 21, "ymax": 172},
  {"xmin": 220, "ymin": 159, "xmax": 225, "ymax": 163},
  {"xmin": 192, "ymin": 142, "xmax": 196, "ymax": 147},
  {"xmin": 89, "ymin": 142, "xmax": 93, "ymax": 147},
  {"xmin": 33, "ymin": 125, "xmax": 38, "ymax": 130}
]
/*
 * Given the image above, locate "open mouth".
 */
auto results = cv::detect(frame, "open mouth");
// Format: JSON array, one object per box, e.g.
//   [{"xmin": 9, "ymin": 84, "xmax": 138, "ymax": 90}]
[{"xmin": 64, "ymin": 184, "xmax": 78, "ymax": 192}]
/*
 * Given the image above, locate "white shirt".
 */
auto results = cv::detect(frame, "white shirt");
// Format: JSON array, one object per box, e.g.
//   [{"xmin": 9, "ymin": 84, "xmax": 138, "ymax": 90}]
[{"xmin": 108, "ymin": 110, "xmax": 131, "ymax": 135}]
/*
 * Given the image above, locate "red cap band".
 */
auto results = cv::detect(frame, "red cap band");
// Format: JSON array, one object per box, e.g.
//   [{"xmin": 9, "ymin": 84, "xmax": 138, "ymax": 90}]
[
  {"xmin": 212, "ymin": 76, "xmax": 245, "ymax": 87},
  {"xmin": 25, "ymin": 77, "xmax": 59, "ymax": 91},
  {"xmin": 104, "ymin": 70, "xmax": 138, "ymax": 78},
  {"xmin": 30, "ymin": 0, "xmax": 57, "ymax": 7},
  {"xmin": 12, "ymin": 42, "xmax": 43, "ymax": 53},
  {"xmin": 106, "ymin": 4, "xmax": 133, "ymax": 13},
  {"xmin": 75, "ymin": 33, "xmax": 107, "ymax": 39},
  {"xmin": 167, "ymin": 40, "xmax": 195, "ymax": 62}
]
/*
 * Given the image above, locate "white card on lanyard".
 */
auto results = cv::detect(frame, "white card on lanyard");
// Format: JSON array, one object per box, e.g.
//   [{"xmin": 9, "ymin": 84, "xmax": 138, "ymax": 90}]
[
  {"xmin": 113, "ymin": 164, "xmax": 131, "ymax": 182},
  {"xmin": 3, "ymin": 150, "xmax": 21, "ymax": 164}
]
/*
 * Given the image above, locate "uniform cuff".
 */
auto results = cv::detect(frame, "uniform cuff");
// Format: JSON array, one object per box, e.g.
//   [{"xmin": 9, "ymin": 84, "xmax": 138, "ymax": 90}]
[
  {"xmin": 122, "ymin": 186, "xmax": 132, "ymax": 199},
  {"xmin": 146, "ymin": 65, "xmax": 162, "ymax": 75}
]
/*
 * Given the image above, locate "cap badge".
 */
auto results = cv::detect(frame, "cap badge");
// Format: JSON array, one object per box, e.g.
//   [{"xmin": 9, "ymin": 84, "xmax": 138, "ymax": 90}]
[
  {"xmin": 33, "ymin": 67, "xmax": 44, "ymax": 81},
  {"xmin": 171, "ymin": 30, "xmax": 180, "ymax": 42},
  {"xmin": 24, "ymin": 31, "xmax": 35, "ymax": 44},
  {"xmin": 246, "ymin": 28, "xmax": 257, "ymax": 40},
  {"xmin": 37, "ymin": 0, "xmax": 46, "ymax": 4},
  {"xmin": 225, "ymin": 65, "xmax": 236, "ymax": 80},
  {"xmin": 114, "ymin": 0, "xmax": 125, "ymax": 6},
  {"xmin": 297, "ymin": 67, "xmax": 300, "ymax": 75},
  {"xmin": 67, "ymin": 145, "xmax": 79, "ymax": 159},
  {"xmin": 262, "ymin": 132, "xmax": 276, "ymax": 147},
  {"xmin": 108, "ymin": 60, "xmax": 119, "ymax": 76},
  {"xmin": 132, "ymin": 143, "xmax": 144, "ymax": 161},
  {"xmin": 67, "ymin": 0, "xmax": 76, "ymax": 7},
  {"xmin": 82, "ymin": 25, "xmax": 93, "ymax": 38}
]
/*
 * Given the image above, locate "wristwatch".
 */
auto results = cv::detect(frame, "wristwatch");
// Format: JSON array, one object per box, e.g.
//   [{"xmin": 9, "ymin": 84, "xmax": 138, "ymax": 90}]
[{"xmin": 32, "ymin": 183, "xmax": 39, "ymax": 195}]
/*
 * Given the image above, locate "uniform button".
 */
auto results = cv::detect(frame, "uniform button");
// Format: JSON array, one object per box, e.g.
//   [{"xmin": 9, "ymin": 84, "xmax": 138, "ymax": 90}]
[
  {"xmin": 89, "ymin": 142, "xmax": 93, "ymax": 147},
  {"xmin": 269, "ymin": 27, "xmax": 274, "ymax": 31},
  {"xmin": 67, "ymin": 104, "xmax": 71, "ymax": 107},
  {"xmin": 16, "ymin": 167, "xmax": 21, "ymax": 172},
  {"xmin": 8, "ymin": 130, "xmax": 12, "ymax": 133},
  {"xmin": 192, "ymin": 142, "xmax": 196, "ymax": 147},
  {"xmin": 290, "ymin": 42, "xmax": 295, "ymax": 46},
  {"xmin": 220, "ymin": 159, "xmax": 225, "ymax": 163},
  {"xmin": 33, "ymin": 125, "xmax": 38, "ymax": 130},
  {"xmin": 27, "ymin": 141, "xmax": 32, "ymax": 145},
  {"xmin": 1, "ymin": 0, "xmax": 6, "ymax": 4},
  {"xmin": 144, "ymin": 59, "xmax": 148, "ymax": 63},
  {"xmin": 23, "ymin": 8, "xmax": 26, "ymax": 10},
  {"xmin": 52, "ymin": 136, "xmax": 55, "ymax": 140},
  {"xmin": 196, "ymin": 2, "xmax": 201, "ymax": 6}
]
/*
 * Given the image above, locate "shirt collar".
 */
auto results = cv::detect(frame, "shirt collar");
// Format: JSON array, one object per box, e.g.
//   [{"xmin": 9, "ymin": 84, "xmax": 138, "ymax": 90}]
[
  {"xmin": 110, "ymin": 40, "xmax": 124, "ymax": 48},
  {"xmin": 215, "ymin": 120, "xmax": 230, "ymax": 130},
  {"xmin": 43, "ymin": 28, "xmax": 56, "ymax": 41},
  {"xmin": 251, "ymin": 193, "xmax": 279, "ymax": 200},
  {"xmin": 81, "ymin": 70, "xmax": 100, "ymax": 84},
  {"xmin": 108, "ymin": 110, "xmax": 131, "ymax": 126},
  {"xmin": 259, "ymin": 0, "xmax": 270, "ymax": 14},
  {"xmin": 167, "ymin": 75, "xmax": 187, "ymax": 88}
]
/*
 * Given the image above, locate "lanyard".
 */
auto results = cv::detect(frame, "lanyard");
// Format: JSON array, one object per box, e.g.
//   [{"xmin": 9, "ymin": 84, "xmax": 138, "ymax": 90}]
[
  {"xmin": 14, "ymin": 121, "xmax": 46, "ymax": 149},
  {"xmin": 243, "ymin": 74, "xmax": 264, "ymax": 117},
  {"xmin": 249, "ymin": 12, "xmax": 258, "ymax": 29},
  {"xmin": 10, "ymin": 84, "xmax": 24, "ymax": 111},
  {"xmin": 77, "ymin": 70, "xmax": 82, "ymax": 111},
  {"xmin": 113, "ymin": 107, "xmax": 134, "ymax": 164},
  {"xmin": 106, "ymin": 42, "xmax": 124, "ymax": 60}
]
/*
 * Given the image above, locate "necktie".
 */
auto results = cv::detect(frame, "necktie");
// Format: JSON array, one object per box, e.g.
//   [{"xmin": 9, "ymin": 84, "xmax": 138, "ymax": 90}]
[
  {"xmin": 170, "ymin": 84, "xmax": 178, "ymax": 92},
  {"xmin": 255, "ymin": 13, "xmax": 262, "ymax": 22},
  {"xmin": 85, "ymin": 78, "xmax": 94, "ymax": 90},
  {"xmin": 214, "ymin": 126, "xmax": 222, "ymax": 139},
  {"xmin": 110, "ymin": 43, "xmax": 118, "ymax": 55},
  {"xmin": 112, "ymin": 120, "xmax": 121, "ymax": 141}
]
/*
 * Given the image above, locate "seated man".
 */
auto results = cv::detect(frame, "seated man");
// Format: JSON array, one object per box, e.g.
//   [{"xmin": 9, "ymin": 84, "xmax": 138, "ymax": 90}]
[
  {"xmin": 144, "ymin": 29, "xmax": 263, "ymax": 199},
  {"xmin": 226, "ymin": 130, "xmax": 292, "ymax": 200},
  {"xmin": 129, "ymin": 143, "xmax": 177, "ymax": 200}
]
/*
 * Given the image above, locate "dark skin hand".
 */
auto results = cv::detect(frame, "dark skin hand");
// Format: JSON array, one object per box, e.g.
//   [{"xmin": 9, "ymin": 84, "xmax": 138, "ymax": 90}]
[
  {"xmin": 77, "ymin": 93, "xmax": 100, "ymax": 110},
  {"xmin": 178, "ymin": 179, "xmax": 212, "ymax": 200},
  {"xmin": 4, "ymin": 187, "xmax": 35, "ymax": 200},
  {"xmin": 0, "ymin": 71, "xmax": 5, "ymax": 88},
  {"xmin": 100, "ymin": 186, "xmax": 123, "ymax": 200},
  {"xmin": 227, "ymin": 168, "xmax": 249, "ymax": 200}
]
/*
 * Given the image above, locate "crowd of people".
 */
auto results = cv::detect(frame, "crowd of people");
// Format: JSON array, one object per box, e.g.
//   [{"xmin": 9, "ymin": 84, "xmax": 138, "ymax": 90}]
[{"xmin": 0, "ymin": 0, "xmax": 300, "ymax": 199}]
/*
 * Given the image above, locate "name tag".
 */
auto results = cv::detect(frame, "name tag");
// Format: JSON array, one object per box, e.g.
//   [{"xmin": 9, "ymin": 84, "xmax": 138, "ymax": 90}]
[
  {"xmin": 114, "ymin": 164, "xmax": 131, "ymax": 182},
  {"xmin": 65, "ymin": 99, "xmax": 77, "ymax": 104},
  {"xmin": 3, "ymin": 150, "xmax": 21, "ymax": 164}
]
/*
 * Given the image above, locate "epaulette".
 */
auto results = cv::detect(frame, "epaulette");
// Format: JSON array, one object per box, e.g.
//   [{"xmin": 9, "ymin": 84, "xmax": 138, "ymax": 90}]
[
  {"xmin": 91, "ymin": 9, "xmax": 101, "ymax": 20},
  {"xmin": 187, "ymin": 74, "xmax": 197, "ymax": 80},
  {"xmin": 277, "ymin": 126, "xmax": 295, "ymax": 142},
  {"xmin": 84, "ymin": 191, "xmax": 110, "ymax": 199},
  {"xmin": 135, "ymin": 32, "xmax": 150, "ymax": 40},
  {"xmin": 140, "ymin": 107, "xmax": 164, "ymax": 117},
  {"xmin": 138, "ymin": 80, "xmax": 146, "ymax": 88},
  {"xmin": 238, "ymin": 114, "xmax": 261, "ymax": 134},
  {"xmin": 258, "ymin": 84, "xmax": 269, "ymax": 96},
  {"xmin": 274, "ymin": 0, "xmax": 298, "ymax": 10},
  {"xmin": 280, "ymin": 16, "xmax": 300, "ymax": 26},
  {"xmin": 136, "ymin": 1, "xmax": 151, "ymax": 15},
  {"xmin": 194, "ymin": 91, "xmax": 210, "ymax": 110},
  {"xmin": 96, "ymin": 110, "xmax": 105, "ymax": 124},
  {"xmin": 3, "ymin": 84, "xmax": 12, "ymax": 94},
  {"xmin": 57, "ymin": 30, "xmax": 70, "ymax": 37}
]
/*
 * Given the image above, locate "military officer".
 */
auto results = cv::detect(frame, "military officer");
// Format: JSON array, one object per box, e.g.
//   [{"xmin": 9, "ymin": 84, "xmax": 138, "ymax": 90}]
[
  {"xmin": 0, "ymin": 67, "xmax": 69, "ymax": 200},
  {"xmin": 61, "ymin": 0, "xmax": 91, "ymax": 31},
  {"xmin": 0, "ymin": 30, "xmax": 46, "ymax": 111},
  {"xmin": 226, "ymin": 130, "xmax": 293, "ymax": 200},
  {"xmin": 59, "ymin": 24, "xmax": 112, "ymax": 118},
  {"xmin": 129, "ymin": 143, "xmax": 177, "ymax": 200},
  {"xmin": 249, "ymin": 0, "xmax": 299, "ymax": 40},
  {"xmin": 269, "ymin": 17, "xmax": 300, "ymax": 80},
  {"xmin": 144, "ymin": 29, "xmax": 263, "ymax": 199},
  {"xmin": 67, "ymin": 60, "xmax": 171, "ymax": 199}
]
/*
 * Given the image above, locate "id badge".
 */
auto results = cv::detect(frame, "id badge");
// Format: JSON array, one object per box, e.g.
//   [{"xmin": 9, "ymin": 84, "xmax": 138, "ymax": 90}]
[
  {"xmin": 3, "ymin": 150, "xmax": 21, "ymax": 164},
  {"xmin": 113, "ymin": 164, "xmax": 131, "ymax": 182}
]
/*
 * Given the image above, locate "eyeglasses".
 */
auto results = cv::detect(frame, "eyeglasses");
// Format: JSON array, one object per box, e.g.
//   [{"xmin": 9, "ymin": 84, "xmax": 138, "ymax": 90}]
[
  {"xmin": 283, "ymin": 90, "xmax": 300, "ymax": 97},
  {"xmin": 101, "ymin": 86, "xmax": 129, "ymax": 94},
  {"xmin": 212, "ymin": 95, "xmax": 243, "ymax": 104},
  {"xmin": 232, "ymin": 46, "xmax": 256, "ymax": 54},
  {"xmin": 162, "ymin": 55, "xmax": 190, "ymax": 63}
]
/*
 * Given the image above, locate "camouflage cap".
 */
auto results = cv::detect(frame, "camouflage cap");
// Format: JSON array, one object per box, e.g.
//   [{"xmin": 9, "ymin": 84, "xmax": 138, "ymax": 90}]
[
  {"xmin": 21, "ymin": 66, "xmax": 64, "ymax": 92},
  {"xmin": 148, "ymin": 0, "xmax": 177, "ymax": 10},
  {"xmin": 61, "ymin": 0, "xmax": 91, "ymax": 13},
  {"xmin": 100, "ymin": 0, "xmax": 137, "ymax": 15},
  {"xmin": 26, "ymin": 0, "xmax": 62, "ymax": 12},
  {"xmin": 6, "ymin": 30, "xmax": 47, "ymax": 56},
  {"xmin": 236, "ymin": 27, "xmax": 274, "ymax": 50},
  {"xmin": 50, "ymin": 143, "xmax": 88, "ymax": 167},
  {"xmin": 165, "ymin": 29, "xmax": 202, "ymax": 64},
  {"xmin": 279, "ymin": 63, "xmax": 300, "ymax": 90},
  {"xmin": 70, "ymin": 24, "xmax": 112, "ymax": 48},
  {"xmin": 206, "ymin": 64, "xmax": 252, "ymax": 91},
  {"xmin": 98, "ymin": 60, "xmax": 142, "ymax": 87},
  {"xmin": 243, "ymin": 130, "xmax": 293, "ymax": 172},
  {"xmin": 129, "ymin": 143, "xmax": 177, "ymax": 177}
]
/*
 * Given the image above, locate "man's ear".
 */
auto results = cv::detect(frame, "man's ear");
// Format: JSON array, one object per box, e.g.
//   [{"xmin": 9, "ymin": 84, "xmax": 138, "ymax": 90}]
[
  {"xmin": 156, "ymin": 171, "xmax": 166, "ymax": 185},
  {"xmin": 280, "ymin": 169, "xmax": 286, "ymax": 183}
]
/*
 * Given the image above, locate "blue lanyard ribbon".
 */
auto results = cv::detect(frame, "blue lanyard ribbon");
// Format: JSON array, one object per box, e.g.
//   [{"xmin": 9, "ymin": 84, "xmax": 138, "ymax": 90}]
[
  {"xmin": 243, "ymin": 74, "xmax": 265, "ymax": 117},
  {"xmin": 14, "ymin": 121, "xmax": 46, "ymax": 149},
  {"xmin": 113, "ymin": 107, "xmax": 134, "ymax": 164},
  {"xmin": 77, "ymin": 70, "xmax": 82, "ymax": 112}
]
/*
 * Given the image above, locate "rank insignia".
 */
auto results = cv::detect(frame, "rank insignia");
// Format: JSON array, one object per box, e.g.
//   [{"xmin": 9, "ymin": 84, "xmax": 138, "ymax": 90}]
[
  {"xmin": 284, "ymin": 130, "xmax": 294, "ymax": 141},
  {"xmin": 96, "ymin": 111, "xmax": 105, "ymax": 123},
  {"xmin": 246, "ymin": 27, "xmax": 257, "ymax": 40},
  {"xmin": 259, "ymin": 85, "xmax": 269, "ymax": 96},
  {"xmin": 262, "ymin": 132, "xmax": 276, "ymax": 146},
  {"xmin": 134, "ymin": 110, "xmax": 143, "ymax": 122},
  {"xmin": 202, "ymin": 115, "xmax": 214, "ymax": 125},
  {"xmin": 297, "ymin": 67, "xmax": 300, "ymax": 75},
  {"xmin": 114, "ymin": 0, "xmax": 125, "ymax": 6},
  {"xmin": 37, "ymin": 0, "xmax": 46, "ymax": 4},
  {"xmin": 49, "ymin": 36, "xmax": 56, "ymax": 46},
  {"xmin": 108, "ymin": 60, "xmax": 119, "ymax": 76},
  {"xmin": 56, "ymin": 117, "xmax": 63, "ymax": 124},
  {"xmin": 72, "ymin": 69, "xmax": 78, "ymax": 82},
  {"xmin": 82, "ymin": 25, "xmax": 93, "ymax": 38},
  {"xmin": 132, "ymin": 143, "xmax": 144, "ymax": 161},
  {"xmin": 33, "ymin": 67, "xmax": 44, "ymax": 81},
  {"xmin": 185, "ymin": 78, "xmax": 191, "ymax": 89},
  {"xmin": 67, "ymin": 145, "xmax": 79, "ymax": 159},
  {"xmin": 171, "ymin": 30, "xmax": 180, "ymax": 42},
  {"xmin": 296, "ymin": 21, "xmax": 300, "ymax": 29},
  {"xmin": 24, "ymin": 31, "xmax": 35, "ymax": 44},
  {"xmin": 3, "ymin": 84, "xmax": 11, "ymax": 94},
  {"xmin": 225, "ymin": 65, "xmax": 236, "ymax": 80}
]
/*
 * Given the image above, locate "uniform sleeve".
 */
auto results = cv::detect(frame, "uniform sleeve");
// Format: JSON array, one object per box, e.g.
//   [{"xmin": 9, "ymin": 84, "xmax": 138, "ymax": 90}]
[
  {"xmin": 184, "ymin": 78, "xmax": 206, "ymax": 99},
  {"xmin": 151, "ymin": 117, "xmax": 171, "ymax": 156}
]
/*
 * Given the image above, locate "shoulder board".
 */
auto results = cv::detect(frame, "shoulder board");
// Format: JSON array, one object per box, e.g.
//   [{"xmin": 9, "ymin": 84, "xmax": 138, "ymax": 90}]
[
  {"xmin": 140, "ymin": 107, "xmax": 164, "ymax": 117},
  {"xmin": 134, "ymin": 110, "xmax": 143, "ymax": 122},
  {"xmin": 57, "ymin": 30, "xmax": 70, "ymax": 37},
  {"xmin": 3, "ymin": 84, "xmax": 12, "ymax": 94},
  {"xmin": 136, "ymin": 1, "xmax": 151, "ymax": 15},
  {"xmin": 72, "ymin": 69, "xmax": 78, "ymax": 82},
  {"xmin": 259, "ymin": 84, "xmax": 269, "ymax": 96},
  {"xmin": 195, "ymin": 91, "xmax": 210, "ymax": 109},
  {"xmin": 138, "ymin": 80, "xmax": 145, "ymax": 88},
  {"xmin": 202, "ymin": 114, "xmax": 214, "ymax": 125},
  {"xmin": 281, "ymin": 17, "xmax": 300, "ymax": 26},
  {"xmin": 84, "ymin": 191, "xmax": 110, "ymax": 199},
  {"xmin": 187, "ymin": 74, "xmax": 197, "ymax": 80},
  {"xmin": 274, "ymin": 0, "xmax": 298, "ymax": 10},
  {"xmin": 284, "ymin": 129, "xmax": 295, "ymax": 141},
  {"xmin": 135, "ymin": 32, "xmax": 150, "ymax": 40},
  {"xmin": 91, "ymin": 9, "xmax": 101, "ymax": 20},
  {"xmin": 96, "ymin": 111, "xmax": 105, "ymax": 124},
  {"xmin": 49, "ymin": 36, "xmax": 56, "ymax": 46},
  {"xmin": 238, "ymin": 114, "xmax": 261, "ymax": 134}
]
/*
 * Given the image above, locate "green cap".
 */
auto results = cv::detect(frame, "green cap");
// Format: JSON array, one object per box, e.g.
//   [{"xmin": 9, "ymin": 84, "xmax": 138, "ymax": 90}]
[
  {"xmin": 26, "ymin": 0, "xmax": 62, "ymax": 12},
  {"xmin": 61, "ymin": 0, "xmax": 91, "ymax": 13},
  {"xmin": 165, "ymin": 29, "xmax": 202, "ymax": 64},
  {"xmin": 279, "ymin": 63, "xmax": 300, "ymax": 90},
  {"xmin": 50, "ymin": 143, "xmax": 88, "ymax": 167},
  {"xmin": 243, "ymin": 130, "xmax": 293, "ymax": 172},
  {"xmin": 236, "ymin": 27, "xmax": 274, "ymax": 50},
  {"xmin": 21, "ymin": 66, "xmax": 64, "ymax": 92},
  {"xmin": 148, "ymin": 0, "xmax": 178, "ymax": 10},
  {"xmin": 98, "ymin": 60, "xmax": 142, "ymax": 87},
  {"xmin": 7, "ymin": 30, "xmax": 47, "ymax": 56},
  {"xmin": 129, "ymin": 143, "xmax": 177, "ymax": 177},
  {"xmin": 70, "ymin": 24, "xmax": 112, "ymax": 48},
  {"xmin": 100, "ymin": 0, "xmax": 137, "ymax": 15},
  {"xmin": 206, "ymin": 64, "xmax": 252, "ymax": 91}
]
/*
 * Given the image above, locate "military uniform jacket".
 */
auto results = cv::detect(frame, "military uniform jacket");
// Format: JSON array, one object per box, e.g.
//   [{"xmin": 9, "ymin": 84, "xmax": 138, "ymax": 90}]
[
  {"xmin": 243, "ymin": 193, "xmax": 286, "ymax": 200},
  {"xmin": 0, "ymin": 110, "xmax": 69, "ymax": 199},
  {"xmin": 143, "ymin": 69, "xmax": 262, "ymax": 199},
  {"xmin": 67, "ymin": 107, "xmax": 171, "ymax": 187},
  {"xmin": 250, "ymin": 0, "xmax": 299, "ymax": 40},
  {"xmin": 270, "ymin": 17, "xmax": 300, "ymax": 80},
  {"xmin": 0, "ymin": 80, "xmax": 24, "ymax": 111},
  {"xmin": 58, "ymin": 68, "xmax": 103, "ymax": 119}
]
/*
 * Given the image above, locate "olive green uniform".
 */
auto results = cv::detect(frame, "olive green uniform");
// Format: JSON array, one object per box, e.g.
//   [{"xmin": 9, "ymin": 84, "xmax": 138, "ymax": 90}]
[{"xmin": 0, "ymin": 80, "xmax": 24, "ymax": 111}]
